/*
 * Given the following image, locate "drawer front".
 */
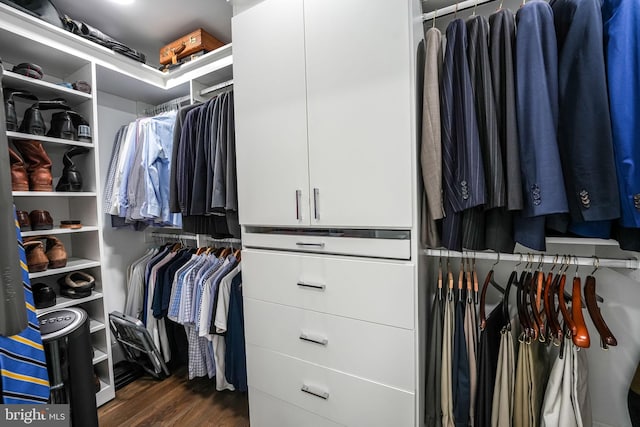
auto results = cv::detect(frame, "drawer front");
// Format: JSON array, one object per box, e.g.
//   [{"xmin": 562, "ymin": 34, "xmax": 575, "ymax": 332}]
[
  {"xmin": 245, "ymin": 298, "xmax": 414, "ymax": 391},
  {"xmin": 249, "ymin": 387, "xmax": 345, "ymax": 427},
  {"xmin": 247, "ymin": 345, "xmax": 415, "ymax": 427},
  {"xmin": 242, "ymin": 249, "xmax": 415, "ymax": 329}
]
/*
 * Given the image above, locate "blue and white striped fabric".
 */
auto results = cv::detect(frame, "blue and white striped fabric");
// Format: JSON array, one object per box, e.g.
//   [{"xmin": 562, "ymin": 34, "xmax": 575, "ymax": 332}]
[{"xmin": 0, "ymin": 208, "xmax": 50, "ymax": 403}]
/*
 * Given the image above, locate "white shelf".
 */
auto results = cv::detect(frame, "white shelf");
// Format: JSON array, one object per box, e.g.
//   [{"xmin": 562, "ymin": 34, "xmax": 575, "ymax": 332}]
[
  {"xmin": 22, "ymin": 226, "xmax": 99, "ymax": 237},
  {"xmin": 92, "ymin": 348, "xmax": 108, "ymax": 365},
  {"xmin": 3, "ymin": 70, "xmax": 92, "ymax": 103},
  {"xmin": 29, "ymin": 257, "xmax": 100, "ymax": 279},
  {"xmin": 35, "ymin": 291, "xmax": 103, "ymax": 315},
  {"xmin": 7, "ymin": 131, "xmax": 94, "ymax": 148},
  {"xmin": 89, "ymin": 319, "xmax": 105, "ymax": 334},
  {"xmin": 96, "ymin": 381, "xmax": 113, "ymax": 407},
  {"xmin": 13, "ymin": 191, "xmax": 96, "ymax": 197}
]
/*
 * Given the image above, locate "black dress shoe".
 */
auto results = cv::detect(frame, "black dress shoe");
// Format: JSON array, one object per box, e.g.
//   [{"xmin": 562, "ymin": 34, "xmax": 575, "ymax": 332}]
[{"xmin": 56, "ymin": 146, "xmax": 89, "ymax": 192}]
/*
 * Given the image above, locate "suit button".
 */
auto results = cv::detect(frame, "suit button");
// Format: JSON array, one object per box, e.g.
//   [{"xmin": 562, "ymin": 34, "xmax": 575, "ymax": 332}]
[{"xmin": 533, "ymin": 199, "xmax": 542, "ymax": 206}]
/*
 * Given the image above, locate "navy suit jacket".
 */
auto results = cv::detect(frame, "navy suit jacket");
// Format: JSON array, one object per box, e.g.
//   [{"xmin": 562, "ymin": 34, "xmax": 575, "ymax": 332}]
[
  {"xmin": 551, "ymin": 0, "xmax": 620, "ymax": 239},
  {"xmin": 514, "ymin": 1, "xmax": 568, "ymax": 250}
]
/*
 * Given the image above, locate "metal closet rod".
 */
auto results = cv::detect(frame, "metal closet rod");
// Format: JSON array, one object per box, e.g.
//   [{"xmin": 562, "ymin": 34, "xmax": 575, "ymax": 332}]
[
  {"xmin": 422, "ymin": 0, "xmax": 497, "ymax": 22},
  {"xmin": 423, "ymin": 248, "xmax": 640, "ymax": 270},
  {"xmin": 150, "ymin": 232, "xmax": 241, "ymax": 245}
]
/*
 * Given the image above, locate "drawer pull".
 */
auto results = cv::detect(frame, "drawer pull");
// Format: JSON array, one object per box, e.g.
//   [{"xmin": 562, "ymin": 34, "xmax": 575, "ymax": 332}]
[
  {"xmin": 295, "ymin": 190, "xmax": 302, "ymax": 221},
  {"xmin": 301, "ymin": 384, "xmax": 329, "ymax": 400},
  {"xmin": 299, "ymin": 333, "xmax": 328, "ymax": 346},
  {"xmin": 297, "ymin": 281, "xmax": 326, "ymax": 291},
  {"xmin": 295, "ymin": 242, "xmax": 325, "ymax": 248},
  {"xmin": 313, "ymin": 188, "xmax": 320, "ymax": 220}
]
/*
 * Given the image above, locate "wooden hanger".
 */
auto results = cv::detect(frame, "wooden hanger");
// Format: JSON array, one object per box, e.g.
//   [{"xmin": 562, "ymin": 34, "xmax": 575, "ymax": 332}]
[
  {"xmin": 542, "ymin": 255, "xmax": 560, "ymax": 342},
  {"xmin": 472, "ymin": 254, "xmax": 479, "ymax": 304},
  {"xmin": 438, "ymin": 257, "xmax": 444, "ymax": 301},
  {"xmin": 447, "ymin": 256, "xmax": 454, "ymax": 301},
  {"xmin": 458, "ymin": 256, "xmax": 465, "ymax": 302},
  {"xmin": 584, "ymin": 259, "xmax": 617, "ymax": 348},
  {"xmin": 529, "ymin": 269, "xmax": 545, "ymax": 342},
  {"xmin": 233, "ymin": 248, "xmax": 242, "ymax": 261},
  {"xmin": 516, "ymin": 256, "xmax": 533, "ymax": 341},
  {"xmin": 571, "ymin": 271, "xmax": 591, "ymax": 348},
  {"xmin": 479, "ymin": 254, "xmax": 507, "ymax": 330},
  {"xmin": 219, "ymin": 247, "xmax": 232, "ymax": 258},
  {"xmin": 196, "ymin": 246, "xmax": 207, "ymax": 255},
  {"xmin": 465, "ymin": 257, "xmax": 473, "ymax": 304}
]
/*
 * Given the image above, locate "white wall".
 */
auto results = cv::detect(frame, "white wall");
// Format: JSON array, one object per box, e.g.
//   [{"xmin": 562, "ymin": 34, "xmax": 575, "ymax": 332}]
[{"xmin": 96, "ymin": 91, "xmax": 150, "ymax": 358}]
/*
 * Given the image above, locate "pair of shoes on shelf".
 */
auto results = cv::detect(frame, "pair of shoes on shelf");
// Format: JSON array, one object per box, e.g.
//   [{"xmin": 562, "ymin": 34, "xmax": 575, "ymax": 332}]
[
  {"xmin": 32, "ymin": 283, "xmax": 56, "ymax": 309},
  {"xmin": 58, "ymin": 271, "xmax": 95, "ymax": 299},
  {"xmin": 16, "ymin": 209, "xmax": 53, "ymax": 231},
  {"xmin": 9, "ymin": 143, "xmax": 89, "ymax": 192},
  {"xmin": 24, "ymin": 236, "xmax": 67, "ymax": 272}
]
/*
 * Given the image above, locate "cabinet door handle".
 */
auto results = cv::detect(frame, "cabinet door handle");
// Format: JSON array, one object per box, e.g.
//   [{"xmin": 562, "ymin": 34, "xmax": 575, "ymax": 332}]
[
  {"xmin": 295, "ymin": 190, "xmax": 302, "ymax": 221},
  {"xmin": 301, "ymin": 384, "xmax": 329, "ymax": 400},
  {"xmin": 297, "ymin": 281, "xmax": 326, "ymax": 291},
  {"xmin": 299, "ymin": 332, "xmax": 328, "ymax": 346},
  {"xmin": 295, "ymin": 242, "xmax": 325, "ymax": 248},
  {"xmin": 313, "ymin": 188, "xmax": 320, "ymax": 220}
]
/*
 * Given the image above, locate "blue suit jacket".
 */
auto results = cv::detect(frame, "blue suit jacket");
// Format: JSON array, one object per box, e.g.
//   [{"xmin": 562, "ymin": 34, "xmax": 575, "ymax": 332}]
[
  {"xmin": 602, "ymin": 0, "xmax": 640, "ymax": 228},
  {"xmin": 514, "ymin": 1, "xmax": 568, "ymax": 250}
]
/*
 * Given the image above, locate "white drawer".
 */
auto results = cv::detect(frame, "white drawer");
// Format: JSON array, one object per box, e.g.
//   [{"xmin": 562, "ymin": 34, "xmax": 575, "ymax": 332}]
[
  {"xmin": 242, "ymin": 249, "xmax": 415, "ymax": 329},
  {"xmin": 249, "ymin": 387, "xmax": 345, "ymax": 427},
  {"xmin": 247, "ymin": 345, "xmax": 415, "ymax": 427},
  {"xmin": 245, "ymin": 298, "xmax": 414, "ymax": 391},
  {"xmin": 243, "ymin": 230, "xmax": 411, "ymax": 260}
]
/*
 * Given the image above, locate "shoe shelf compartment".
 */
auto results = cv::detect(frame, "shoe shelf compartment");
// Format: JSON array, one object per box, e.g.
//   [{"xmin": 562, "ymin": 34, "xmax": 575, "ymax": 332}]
[
  {"xmin": 89, "ymin": 318, "xmax": 106, "ymax": 334},
  {"xmin": 22, "ymin": 226, "xmax": 99, "ymax": 237},
  {"xmin": 92, "ymin": 348, "xmax": 108, "ymax": 365},
  {"xmin": 35, "ymin": 291, "xmax": 103, "ymax": 315},
  {"xmin": 3, "ymin": 69, "xmax": 92, "ymax": 103},
  {"xmin": 28, "ymin": 258, "xmax": 101, "ymax": 279},
  {"xmin": 7, "ymin": 131, "xmax": 94, "ymax": 148}
]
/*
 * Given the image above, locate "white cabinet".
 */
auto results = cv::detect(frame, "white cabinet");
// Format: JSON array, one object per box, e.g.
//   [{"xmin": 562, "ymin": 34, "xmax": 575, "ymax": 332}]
[
  {"xmin": 233, "ymin": 0, "xmax": 414, "ymax": 229},
  {"xmin": 233, "ymin": 0, "xmax": 310, "ymax": 226}
]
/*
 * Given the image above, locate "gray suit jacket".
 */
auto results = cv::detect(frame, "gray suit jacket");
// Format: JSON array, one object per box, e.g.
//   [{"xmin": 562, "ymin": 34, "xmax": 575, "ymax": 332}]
[{"xmin": 421, "ymin": 27, "xmax": 444, "ymax": 221}]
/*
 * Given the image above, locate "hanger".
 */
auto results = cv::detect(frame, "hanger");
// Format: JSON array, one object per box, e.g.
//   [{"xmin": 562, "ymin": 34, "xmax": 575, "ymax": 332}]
[
  {"xmin": 499, "ymin": 253, "xmax": 521, "ymax": 330},
  {"xmin": 465, "ymin": 256, "xmax": 473, "ymax": 304},
  {"xmin": 529, "ymin": 257, "xmax": 545, "ymax": 343},
  {"xmin": 447, "ymin": 254, "xmax": 454, "ymax": 301},
  {"xmin": 437, "ymin": 256, "xmax": 444, "ymax": 301},
  {"xmin": 516, "ymin": 255, "xmax": 532, "ymax": 341},
  {"xmin": 542, "ymin": 255, "xmax": 558, "ymax": 342},
  {"xmin": 480, "ymin": 253, "xmax": 503, "ymax": 330},
  {"xmin": 557, "ymin": 255, "xmax": 577, "ymax": 337},
  {"xmin": 524, "ymin": 254, "xmax": 540, "ymax": 341},
  {"xmin": 458, "ymin": 254, "xmax": 465, "ymax": 302},
  {"xmin": 571, "ymin": 255, "xmax": 590, "ymax": 348},
  {"xmin": 472, "ymin": 254, "xmax": 479, "ymax": 304},
  {"xmin": 546, "ymin": 256, "xmax": 565, "ymax": 344},
  {"xmin": 584, "ymin": 256, "xmax": 617, "ymax": 349},
  {"xmin": 472, "ymin": 0, "xmax": 478, "ymax": 16},
  {"xmin": 171, "ymin": 242, "xmax": 182, "ymax": 252},
  {"xmin": 433, "ymin": 9, "xmax": 438, "ymax": 28},
  {"xmin": 454, "ymin": 1, "xmax": 459, "ymax": 18},
  {"xmin": 219, "ymin": 247, "xmax": 232, "ymax": 258},
  {"xmin": 233, "ymin": 248, "xmax": 242, "ymax": 261}
]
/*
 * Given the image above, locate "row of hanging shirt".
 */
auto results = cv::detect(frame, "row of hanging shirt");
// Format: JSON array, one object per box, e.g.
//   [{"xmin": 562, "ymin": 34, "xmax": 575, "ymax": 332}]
[
  {"xmin": 103, "ymin": 111, "xmax": 182, "ymax": 229},
  {"xmin": 169, "ymin": 88, "xmax": 239, "ymax": 239},
  {"xmin": 124, "ymin": 241, "xmax": 246, "ymax": 392},
  {"xmin": 425, "ymin": 255, "xmax": 616, "ymax": 427},
  {"xmin": 421, "ymin": 0, "xmax": 640, "ymax": 254}
]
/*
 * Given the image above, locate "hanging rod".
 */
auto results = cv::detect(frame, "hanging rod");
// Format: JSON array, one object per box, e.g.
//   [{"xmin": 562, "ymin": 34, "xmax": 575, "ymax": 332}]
[
  {"xmin": 423, "ymin": 248, "xmax": 640, "ymax": 270},
  {"xmin": 143, "ymin": 95, "xmax": 191, "ymax": 116},
  {"xmin": 200, "ymin": 79, "xmax": 234, "ymax": 96},
  {"xmin": 422, "ymin": 0, "xmax": 497, "ymax": 22},
  {"xmin": 150, "ymin": 232, "xmax": 198, "ymax": 241}
]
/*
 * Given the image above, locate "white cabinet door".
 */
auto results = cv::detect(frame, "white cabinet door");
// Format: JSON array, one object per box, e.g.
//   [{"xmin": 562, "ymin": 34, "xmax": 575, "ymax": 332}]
[
  {"xmin": 233, "ymin": 0, "xmax": 311, "ymax": 226},
  {"xmin": 304, "ymin": 0, "xmax": 414, "ymax": 228}
]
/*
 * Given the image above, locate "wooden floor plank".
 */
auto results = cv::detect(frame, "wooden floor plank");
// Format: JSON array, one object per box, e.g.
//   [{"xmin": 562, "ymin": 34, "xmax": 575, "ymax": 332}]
[{"xmin": 98, "ymin": 368, "xmax": 249, "ymax": 427}]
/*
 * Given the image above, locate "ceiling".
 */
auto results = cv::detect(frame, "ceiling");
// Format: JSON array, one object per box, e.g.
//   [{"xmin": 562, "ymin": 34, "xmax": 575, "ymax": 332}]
[{"xmin": 51, "ymin": 0, "xmax": 233, "ymax": 67}]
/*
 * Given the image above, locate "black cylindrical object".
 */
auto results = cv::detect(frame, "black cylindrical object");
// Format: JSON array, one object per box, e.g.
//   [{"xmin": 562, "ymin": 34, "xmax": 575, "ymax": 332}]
[
  {"xmin": 38, "ymin": 308, "xmax": 98, "ymax": 427},
  {"xmin": 0, "ymin": 60, "xmax": 28, "ymax": 336}
]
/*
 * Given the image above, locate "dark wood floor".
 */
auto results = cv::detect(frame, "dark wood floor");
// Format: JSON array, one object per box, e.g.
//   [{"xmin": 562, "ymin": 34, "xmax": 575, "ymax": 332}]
[{"xmin": 98, "ymin": 367, "xmax": 250, "ymax": 427}]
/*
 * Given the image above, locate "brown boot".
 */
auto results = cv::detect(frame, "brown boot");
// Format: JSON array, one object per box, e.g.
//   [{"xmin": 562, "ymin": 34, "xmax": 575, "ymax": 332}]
[
  {"xmin": 9, "ymin": 147, "xmax": 29, "ymax": 191},
  {"xmin": 24, "ymin": 240, "xmax": 48, "ymax": 272},
  {"xmin": 45, "ymin": 236, "xmax": 67, "ymax": 269},
  {"xmin": 15, "ymin": 140, "xmax": 53, "ymax": 191}
]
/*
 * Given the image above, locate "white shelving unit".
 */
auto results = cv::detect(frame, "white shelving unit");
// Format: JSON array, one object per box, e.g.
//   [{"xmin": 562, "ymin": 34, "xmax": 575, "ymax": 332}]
[{"xmin": 0, "ymin": 0, "xmax": 235, "ymax": 410}]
